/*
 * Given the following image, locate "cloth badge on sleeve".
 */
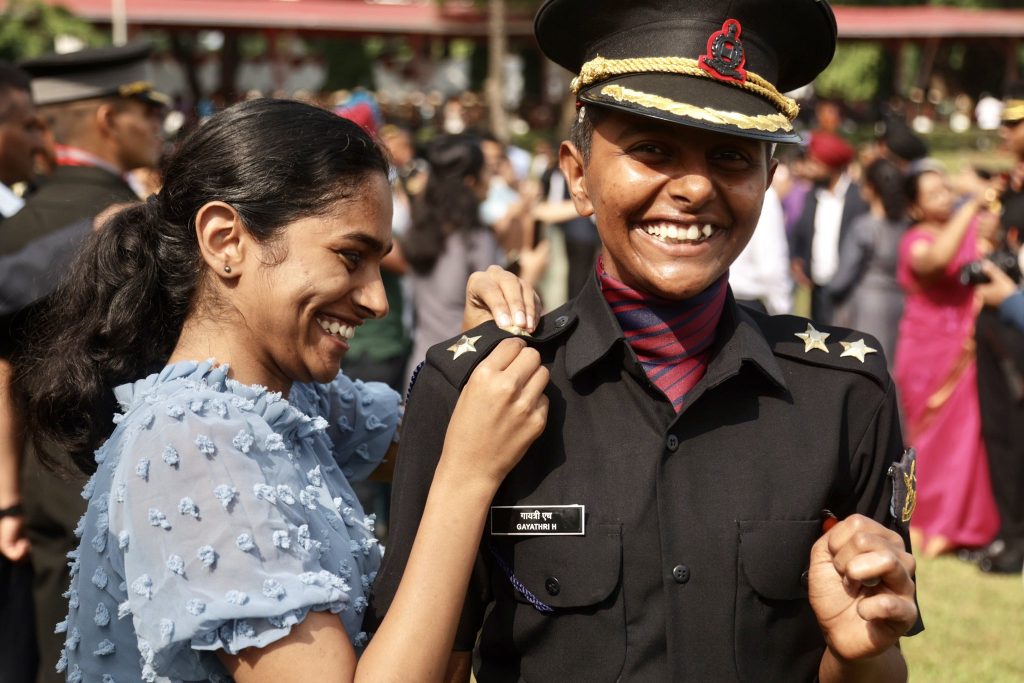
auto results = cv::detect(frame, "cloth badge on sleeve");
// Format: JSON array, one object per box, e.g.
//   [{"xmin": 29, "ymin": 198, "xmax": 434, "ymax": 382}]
[
  {"xmin": 888, "ymin": 449, "xmax": 917, "ymax": 525},
  {"xmin": 490, "ymin": 505, "xmax": 585, "ymax": 536}
]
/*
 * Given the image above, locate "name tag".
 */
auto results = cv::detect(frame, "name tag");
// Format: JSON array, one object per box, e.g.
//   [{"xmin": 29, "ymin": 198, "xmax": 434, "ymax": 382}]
[{"xmin": 489, "ymin": 505, "xmax": 585, "ymax": 536}]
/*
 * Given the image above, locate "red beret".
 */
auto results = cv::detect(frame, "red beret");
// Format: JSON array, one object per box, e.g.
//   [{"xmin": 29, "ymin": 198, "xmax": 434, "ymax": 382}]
[{"xmin": 808, "ymin": 132, "xmax": 854, "ymax": 168}]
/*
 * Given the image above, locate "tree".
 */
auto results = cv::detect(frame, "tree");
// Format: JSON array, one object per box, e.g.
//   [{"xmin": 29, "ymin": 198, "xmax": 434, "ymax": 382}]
[{"xmin": 0, "ymin": 0, "xmax": 106, "ymax": 62}]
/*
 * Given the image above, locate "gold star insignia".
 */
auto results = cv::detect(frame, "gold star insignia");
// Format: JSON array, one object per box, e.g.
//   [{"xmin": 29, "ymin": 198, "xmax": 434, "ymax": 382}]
[
  {"xmin": 448, "ymin": 335, "xmax": 482, "ymax": 360},
  {"xmin": 795, "ymin": 323, "xmax": 830, "ymax": 353},
  {"xmin": 839, "ymin": 338, "xmax": 878, "ymax": 363}
]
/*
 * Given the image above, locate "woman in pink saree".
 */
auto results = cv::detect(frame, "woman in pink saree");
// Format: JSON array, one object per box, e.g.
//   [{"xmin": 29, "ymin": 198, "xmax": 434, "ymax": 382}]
[{"xmin": 894, "ymin": 168, "xmax": 1000, "ymax": 557}]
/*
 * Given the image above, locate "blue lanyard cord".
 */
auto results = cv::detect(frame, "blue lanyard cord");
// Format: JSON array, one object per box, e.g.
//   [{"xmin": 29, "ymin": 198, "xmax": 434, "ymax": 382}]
[{"xmin": 488, "ymin": 545, "xmax": 555, "ymax": 614}]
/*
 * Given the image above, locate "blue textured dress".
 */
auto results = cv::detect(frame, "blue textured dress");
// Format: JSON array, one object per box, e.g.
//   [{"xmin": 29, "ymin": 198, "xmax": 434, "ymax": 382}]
[{"xmin": 58, "ymin": 360, "xmax": 401, "ymax": 682}]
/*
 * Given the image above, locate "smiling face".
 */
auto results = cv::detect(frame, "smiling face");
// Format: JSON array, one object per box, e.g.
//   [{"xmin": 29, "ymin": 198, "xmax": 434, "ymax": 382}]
[
  {"xmin": 911, "ymin": 170, "xmax": 954, "ymax": 225},
  {"xmin": 561, "ymin": 108, "xmax": 775, "ymax": 300},
  {"xmin": 231, "ymin": 173, "xmax": 393, "ymax": 391}
]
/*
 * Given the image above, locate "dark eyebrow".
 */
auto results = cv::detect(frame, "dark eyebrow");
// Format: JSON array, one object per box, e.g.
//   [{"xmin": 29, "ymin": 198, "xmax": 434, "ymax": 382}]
[{"xmin": 344, "ymin": 232, "xmax": 393, "ymax": 257}]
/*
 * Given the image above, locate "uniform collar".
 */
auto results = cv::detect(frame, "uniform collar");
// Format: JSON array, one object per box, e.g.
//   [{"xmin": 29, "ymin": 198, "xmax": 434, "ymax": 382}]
[{"xmin": 564, "ymin": 269, "xmax": 788, "ymax": 393}]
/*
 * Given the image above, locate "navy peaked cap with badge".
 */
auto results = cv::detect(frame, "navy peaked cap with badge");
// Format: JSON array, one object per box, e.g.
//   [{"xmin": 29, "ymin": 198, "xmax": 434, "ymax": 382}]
[
  {"xmin": 19, "ymin": 42, "xmax": 169, "ymax": 107},
  {"xmin": 534, "ymin": 0, "xmax": 837, "ymax": 143}
]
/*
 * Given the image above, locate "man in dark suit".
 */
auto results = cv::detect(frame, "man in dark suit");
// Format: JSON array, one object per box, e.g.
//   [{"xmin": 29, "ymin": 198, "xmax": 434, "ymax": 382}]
[
  {"xmin": 789, "ymin": 131, "xmax": 869, "ymax": 324},
  {"xmin": 0, "ymin": 43, "xmax": 165, "ymax": 683},
  {"xmin": 0, "ymin": 60, "xmax": 45, "ymax": 683}
]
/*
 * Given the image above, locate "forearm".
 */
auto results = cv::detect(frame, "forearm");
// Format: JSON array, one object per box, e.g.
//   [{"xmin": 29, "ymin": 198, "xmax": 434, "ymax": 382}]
[
  {"xmin": 0, "ymin": 362, "xmax": 24, "ymax": 507},
  {"xmin": 914, "ymin": 201, "xmax": 978, "ymax": 276},
  {"xmin": 357, "ymin": 461, "xmax": 494, "ymax": 682},
  {"xmin": 819, "ymin": 644, "xmax": 907, "ymax": 683}
]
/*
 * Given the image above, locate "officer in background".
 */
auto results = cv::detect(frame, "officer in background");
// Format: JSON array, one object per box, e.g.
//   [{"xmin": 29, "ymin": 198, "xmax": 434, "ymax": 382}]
[
  {"xmin": 0, "ymin": 60, "xmax": 45, "ymax": 683},
  {"xmin": 0, "ymin": 44, "xmax": 165, "ymax": 683},
  {"xmin": 368, "ymin": 1, "xmax": 921, "ymax": 681}
]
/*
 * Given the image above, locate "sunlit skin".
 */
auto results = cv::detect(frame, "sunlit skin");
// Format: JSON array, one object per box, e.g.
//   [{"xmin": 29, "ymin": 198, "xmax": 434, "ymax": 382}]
[
  {"xmin": 173, "ymin": 173, "xmax": 394, "ymax": 396},
  {"xmin": 1000, "ymin": 118, "xmax": 1024, "ymax": 160},
  {"xmin": 560, "ymin": 108, "xmax": 776, "ymax": 300},
  {"xmin": 911, "ymin": 171, "xmax": 955, "ymax": 225}
]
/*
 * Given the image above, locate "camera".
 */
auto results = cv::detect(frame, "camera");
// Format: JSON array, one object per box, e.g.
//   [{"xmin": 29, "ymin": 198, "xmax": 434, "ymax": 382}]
[{"xmin": 960, "ymin": 249, "xmax": 1023, "ymax": 286}]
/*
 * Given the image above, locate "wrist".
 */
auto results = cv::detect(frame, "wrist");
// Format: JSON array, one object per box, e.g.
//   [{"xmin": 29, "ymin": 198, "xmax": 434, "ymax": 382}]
[
  {"xmin": 433, "ymin": 456, "xmax": 501, "ymax": 503},
  {"xmin": 0, "ymin": 502, "xmax": 24, "ymax": 518},
  {"xmin": 820, "ymin": 644, "xmax": 906, "ymax": 683}
]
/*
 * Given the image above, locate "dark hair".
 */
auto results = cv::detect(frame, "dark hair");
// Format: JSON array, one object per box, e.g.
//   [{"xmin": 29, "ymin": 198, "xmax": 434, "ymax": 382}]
[
  {"xmin": 569, "ymin": 104, "xmax": 607, "ymax": 165},
  {"xmin": 15, "ymin": 98, "xmax": 389, "ymax": 474},
  {"xmin": 402, "ymin": 134, "xmax": 485, "ymax": 275},
  {"xmin": 0, "ymin": 62, "xmax": 31, "ymax": 120},
  {"xmin": 863, "ymin": 158, "xmax": 907, "ymax": 222}
]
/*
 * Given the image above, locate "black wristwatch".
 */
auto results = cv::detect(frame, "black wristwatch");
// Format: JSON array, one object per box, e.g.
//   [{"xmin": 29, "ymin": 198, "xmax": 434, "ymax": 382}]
[{"xmin": 0, "ymin": 503, "xmax": 24, "ymax": 518}]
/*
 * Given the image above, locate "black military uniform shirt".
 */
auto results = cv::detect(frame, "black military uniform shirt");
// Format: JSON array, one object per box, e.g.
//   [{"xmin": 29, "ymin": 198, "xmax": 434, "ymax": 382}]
[{"xmin": 367, "ymin": 274, "xmax": 921, "ymax": 682}]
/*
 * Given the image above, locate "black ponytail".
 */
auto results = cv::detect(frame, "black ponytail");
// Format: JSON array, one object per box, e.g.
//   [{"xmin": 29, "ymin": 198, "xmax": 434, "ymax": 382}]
[
  {"xmin": 863, "ymin": 158, "xmax": 908, "ymax": 222},
  {"xmin": 15, "ymin": 98, "xmax": 389, "ymax": 474}
]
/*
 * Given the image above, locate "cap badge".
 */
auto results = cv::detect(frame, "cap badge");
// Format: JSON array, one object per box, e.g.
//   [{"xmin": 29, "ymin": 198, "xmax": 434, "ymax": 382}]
[{"xmin": 699, "ymin": 19, "xmax": 747, "ymax": 85}]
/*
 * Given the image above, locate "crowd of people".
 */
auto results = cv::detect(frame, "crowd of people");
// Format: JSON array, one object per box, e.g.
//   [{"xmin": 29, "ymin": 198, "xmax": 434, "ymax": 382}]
[{"xmin": 0, "ymin": 0, "xmax": 1022, "ymax": 680}]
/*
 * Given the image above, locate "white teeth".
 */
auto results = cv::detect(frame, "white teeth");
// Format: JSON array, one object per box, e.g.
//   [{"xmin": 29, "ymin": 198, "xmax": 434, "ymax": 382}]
[
  {"xmin": 642, "ymin": 222, "xmax": 717, "ymax": 244},
  {"xmin": 316, "ymin": 317, "xmax": 356, "ymax": 342}
]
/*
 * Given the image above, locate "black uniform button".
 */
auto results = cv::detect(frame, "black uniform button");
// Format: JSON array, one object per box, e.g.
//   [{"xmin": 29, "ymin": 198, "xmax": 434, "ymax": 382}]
[
  {"xmin": 672, "ymin": 564, "xmax": 690, "ymax": 584},
  {"xmin": 544, "ymin": 577, "xmax": 561, "ymax": 596},
  {"xmin": 666, "ymin": 434, "xmax": 680, "ymax": 451},
  {"xmin": 554, "ymin": 315, "xmax": 570, "ymax": 328}
]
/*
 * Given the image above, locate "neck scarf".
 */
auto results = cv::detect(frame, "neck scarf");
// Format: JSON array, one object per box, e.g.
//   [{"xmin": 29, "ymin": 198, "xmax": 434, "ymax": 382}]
[{"xmin": 598, "ymin": 259, "xmax": 728, "ymax": 412}]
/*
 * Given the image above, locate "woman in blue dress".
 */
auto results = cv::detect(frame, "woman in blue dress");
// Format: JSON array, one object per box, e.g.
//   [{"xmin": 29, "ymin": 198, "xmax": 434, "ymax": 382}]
[{"xmin": 16, "ymin": 99, "xmax": 548, "ymax": 682}]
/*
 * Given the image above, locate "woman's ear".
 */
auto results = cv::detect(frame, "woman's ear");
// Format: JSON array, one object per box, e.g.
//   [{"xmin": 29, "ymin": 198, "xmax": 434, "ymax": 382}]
[
  {"xmin": 559, "ymin": 140, "xmax": 594, "ymax": 217},
  {"xmin": 195, "ymin": 202, "xmax": 246, "ymax": 278}
]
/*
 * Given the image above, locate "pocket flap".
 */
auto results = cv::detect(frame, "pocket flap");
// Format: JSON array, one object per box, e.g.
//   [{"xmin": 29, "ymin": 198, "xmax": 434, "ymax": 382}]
[
  {"xmin": 504, "ymin": 523, "xmax": 621, "ymax": 609},
  {"xmin": 737, "ymin": 519, "xmax": 820, "ymax": 601}
]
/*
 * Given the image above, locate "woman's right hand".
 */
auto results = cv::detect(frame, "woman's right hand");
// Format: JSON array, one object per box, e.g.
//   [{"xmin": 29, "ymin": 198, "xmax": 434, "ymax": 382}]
[{"xmin": 440, "ymin": 338, "xmax": 549, "ymax": 489}]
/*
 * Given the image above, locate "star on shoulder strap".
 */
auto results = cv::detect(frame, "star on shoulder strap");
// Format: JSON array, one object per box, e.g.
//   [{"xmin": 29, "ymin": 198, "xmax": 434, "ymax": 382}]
[
  {"xmin": 795, "ymin": 323, "xmax": 829, "ymax": 353},
  {"xmin": 839, "ymin": 338, "xmax": 877, "ymax": 363},
  {"xmin": 448, "ymin": 335, "xmax": 482, "ymax": 360}
]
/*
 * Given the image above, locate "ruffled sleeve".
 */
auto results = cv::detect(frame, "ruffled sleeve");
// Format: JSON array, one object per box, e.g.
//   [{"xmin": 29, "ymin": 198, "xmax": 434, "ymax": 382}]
[
  {"xmin": 108, "ymin": 392, "xmax": 355, "ymax": 680},
  {"xmin": 291, "ymin": 373, "xmax": 401, "ymax": 482}
]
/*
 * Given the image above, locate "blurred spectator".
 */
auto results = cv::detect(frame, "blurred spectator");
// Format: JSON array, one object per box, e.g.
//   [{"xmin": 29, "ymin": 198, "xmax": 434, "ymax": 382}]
[
  {"xmin": 790, "ymin": 131, "xmax": 869, "ymax": 323},
  {"xmin": 874, "ymin": 117, "xmax": 929, "ymax": 172},
  {"xmin": 971, "ymin": 88, "xmax": 1024, "ymax": 574},
  {"xmin": 825, "ymin": 158, "xmax": 909, "ymax": 366},
  {"xmin": 402, "ymin": 135, "xmax": 501, "ymax": 383},
  {"xmin": 773, "ymin": 147, "xmax": 813, "ymax": 237},
  {"xmin": 0, "ymin": 59, "xmax": 44, "ymax": 683},
  {"xmin": 1, "ymin": 44, "xmax": 166, "ymax": 683},
  {"xmin": 894, "ymin": 167, "xmax": 1000, "ymax": 558},
  {"xmin": 730, "ymin": 186, "xmax": 792, "ymax": 314},
  {"xmin": 536, "ymin": 163, "xmax": 598, "ymax": 299}
]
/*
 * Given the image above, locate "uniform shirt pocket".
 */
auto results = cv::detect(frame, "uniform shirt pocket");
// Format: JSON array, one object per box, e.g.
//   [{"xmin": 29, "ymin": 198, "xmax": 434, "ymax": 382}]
[
  {"xmin": 480, "ymin": 524, "xmax": 624, "ymax": 683},
  {"xmin": 734, "ymin": 519, "xmax": 824, "ymax": 682}
]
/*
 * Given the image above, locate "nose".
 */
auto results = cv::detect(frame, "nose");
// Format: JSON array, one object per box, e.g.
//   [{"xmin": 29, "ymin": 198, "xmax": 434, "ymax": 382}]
[
  {"xmin": 353, "ymin": 268, "xmax": 389, "ymax": 321},
  {"xmin": 665, "ymin": 166, "xmax": 716, "ymax": 209}
]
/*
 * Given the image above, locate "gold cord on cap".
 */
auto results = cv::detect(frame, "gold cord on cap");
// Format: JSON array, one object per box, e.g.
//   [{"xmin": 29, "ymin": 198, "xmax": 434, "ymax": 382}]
[
  {"xmin": 571, "ymin": 55, "xmax": 799, "ymax": 121},
  {"xmin": 1003, "ymin": 100, "xmax": 1024, "ymax": 123},
  {"xmin": 600, "ymin": 84, "xmax": 793, "ymax": 133}
]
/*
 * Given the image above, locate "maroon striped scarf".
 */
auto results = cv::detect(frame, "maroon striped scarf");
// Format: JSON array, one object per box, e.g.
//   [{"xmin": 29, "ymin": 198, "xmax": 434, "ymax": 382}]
[{"xmin": 598, "ymin": 260, "xmax": 728, "ymax": 412}]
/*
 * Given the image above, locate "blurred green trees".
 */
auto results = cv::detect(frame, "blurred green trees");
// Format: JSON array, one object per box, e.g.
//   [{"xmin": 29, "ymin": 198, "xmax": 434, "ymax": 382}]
[{"xmin": 0, "ymin": 0, "xmax": 106, "ymax": 62}]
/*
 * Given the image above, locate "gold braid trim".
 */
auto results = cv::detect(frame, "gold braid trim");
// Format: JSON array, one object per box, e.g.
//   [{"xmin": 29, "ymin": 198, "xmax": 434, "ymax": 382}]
[
  {"xmin": 599, "ymin": 84, "xmax": 793, "ymax": 133},
  {"xmin": 572, "ymin": 55, "xmax": 799, "ymax": 121},
  {"xmin": 1003, "ymin": 100, "xmax": 1024, "ymax": 123}
]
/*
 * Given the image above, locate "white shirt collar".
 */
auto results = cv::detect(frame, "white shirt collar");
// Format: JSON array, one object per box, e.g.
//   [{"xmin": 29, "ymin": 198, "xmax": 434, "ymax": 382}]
[{"xmin": 0, "ymin": 182, "xmax": 25, "ymax": 218}]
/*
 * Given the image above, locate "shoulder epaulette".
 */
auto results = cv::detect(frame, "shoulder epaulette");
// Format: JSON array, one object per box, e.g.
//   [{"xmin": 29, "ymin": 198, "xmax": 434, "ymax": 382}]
[
  {"xmin": 750, "ymin": 311, "xmax": 891, "ymax": 389},
  {"xmin": 424, "ymin": 305, "xmax": 579, "ymax": 391}
]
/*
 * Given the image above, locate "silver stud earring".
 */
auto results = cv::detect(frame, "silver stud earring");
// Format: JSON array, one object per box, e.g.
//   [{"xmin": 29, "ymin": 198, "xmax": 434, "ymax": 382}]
[{"xmin": 223, "ymin": 265, "xmax": 232, "ymax": 274}]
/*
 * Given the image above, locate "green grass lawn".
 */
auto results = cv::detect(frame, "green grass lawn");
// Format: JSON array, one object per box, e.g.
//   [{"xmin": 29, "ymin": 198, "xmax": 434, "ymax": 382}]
[{"xmin": 902, "ymin": 555, "xmax": 1023, "ymax": 682}]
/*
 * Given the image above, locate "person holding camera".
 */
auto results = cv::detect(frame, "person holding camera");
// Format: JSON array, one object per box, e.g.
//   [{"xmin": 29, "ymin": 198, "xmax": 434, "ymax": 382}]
[
  {"xmin": 893, "ymin": 167, "xmax": 1001, "ymax": 558},
  {"xmin": 970, "ymin": 87, "xmax": 1024, "ymax": 574}
]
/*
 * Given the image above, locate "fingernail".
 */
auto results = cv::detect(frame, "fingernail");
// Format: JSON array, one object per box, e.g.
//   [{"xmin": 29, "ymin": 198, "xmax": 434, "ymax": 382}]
[
  {"xmin": 498, "ymin": 313, "xmax": 512, "ymax": 327},
  {"xmin": 514, "ymin": 311, "xmax": 526, "ymax": 327},
  {"xmin": 527, "ymin": 315, "xmax": 535, "ymax": 330}
]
